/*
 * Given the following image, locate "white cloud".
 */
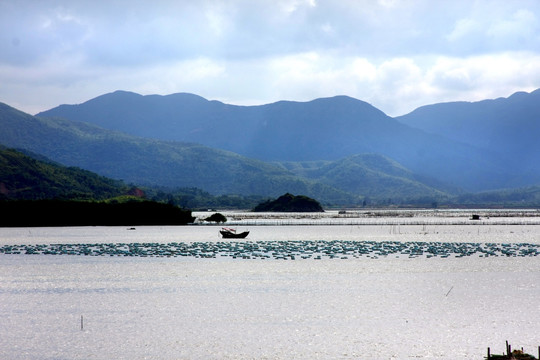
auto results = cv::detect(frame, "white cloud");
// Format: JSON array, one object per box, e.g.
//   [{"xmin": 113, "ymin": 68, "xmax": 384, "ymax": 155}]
[
  {"xmin": 350, "ymin": 58, "xmax": 377, "ymax": 83},
  {"xmin": 446, "ymin": 18, "xmax": 480, "ymax": 42},
  {"xmin": 204, "ymin": 3, "xmax": 234, "ymax": 37},
  {"xmin": 376, "ymin": 58, "xmax": 422, "ymax": 86},
  {"xmin": 446, "ymin": 5, "xmax": 540, "ymax": 53},
  {"xmin": 321, "ymin": 22, "xmax": 334, "ymax": 34},
  {"xmin": 1, "ymin": 0, "xmax": 540, "ymax": 117},
  {"xmin": 377, "ymin": 0, "xmax": 400, "ymax": 9},
  {"xmin": 279, "ymin": 0, "xmax": 317, "ymax": 15},
  {"xmin": 428, "ymin": 53, "xmax": 540, "ymax": 91},
  {"xmin": 487, "ymin": 9, "xmax": 538, "ymax": 40}
]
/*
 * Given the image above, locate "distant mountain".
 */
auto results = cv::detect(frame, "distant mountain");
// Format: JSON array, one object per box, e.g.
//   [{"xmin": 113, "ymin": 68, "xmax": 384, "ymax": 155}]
[
  {"xmin": 1, "ymin": 102, "xmax": 458, "ymax": 205},
  {"xmin": 37, "ymin": 91, "xmax": 511, "ymax": 191},
  {"xmin": 396, "ymin": 89, "xmax": 540, "ymax": 178},
  {"xmin": 0, "ymin": 146, "xmax": 127, "ymax": 200},
  {"xmin": 280, "ymin": 154, "xmax": 452, "ymax": 203},
  {"xmin": 0, "ymin": 102, "xmax": 351, "ymax": 204},
  {"xmin": 451, "ymin": 185, "xmax": 540, "ymax": 208}
]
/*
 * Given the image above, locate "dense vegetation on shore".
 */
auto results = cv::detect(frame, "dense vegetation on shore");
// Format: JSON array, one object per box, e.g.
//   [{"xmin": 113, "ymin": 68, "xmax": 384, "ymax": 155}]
[
  {"xmin": 0, "ymin": 147, "xmax": 195, "ymax": 226},
  {"xmin": 0, "ymin": 199, "xmax": 195, "ymax": 227},
  {"xmin": 147, "ymin": 186, "xmax": 268, "ymax": 210}
]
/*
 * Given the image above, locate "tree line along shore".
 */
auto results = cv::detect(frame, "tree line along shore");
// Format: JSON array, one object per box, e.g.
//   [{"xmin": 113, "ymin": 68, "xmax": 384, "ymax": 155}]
[{"xmin": 0, "ymin": 199, "xmax": 195, "ymax": 227}]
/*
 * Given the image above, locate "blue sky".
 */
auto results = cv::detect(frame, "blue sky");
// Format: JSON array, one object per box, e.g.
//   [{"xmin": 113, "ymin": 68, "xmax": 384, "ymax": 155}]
[{"xmin": 1, "ymin": 0, "xmax": 540, "ymax": 116}]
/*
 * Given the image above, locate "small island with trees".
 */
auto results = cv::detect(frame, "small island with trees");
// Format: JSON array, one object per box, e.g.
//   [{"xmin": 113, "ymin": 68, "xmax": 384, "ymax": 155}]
[{"xmin": 252, "ymin": 193, "xmax": 324, "ymax": 212}]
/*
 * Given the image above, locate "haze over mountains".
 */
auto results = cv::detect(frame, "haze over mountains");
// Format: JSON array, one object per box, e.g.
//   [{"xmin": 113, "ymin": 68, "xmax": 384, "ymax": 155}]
[
  {"xmin": 1, "ymin": 88, "xmax": 539, "ymax": 206},
  {"xmin": 38, "ymin": 89, "xmax": 540, "ymax": 191},
  {"xmin": 396, "ymin": 89, "xmax": 540, "ymax": 177},
  {"xmin": 1, "ymin": 103, "xmax": 351, "ymax": 202}
]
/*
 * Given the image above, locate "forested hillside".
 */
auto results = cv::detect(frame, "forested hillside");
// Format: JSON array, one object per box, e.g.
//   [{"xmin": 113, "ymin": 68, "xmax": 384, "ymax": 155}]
[
  {"xmin": 0, "ymin": 146, "xmax": 127, "ymax": 200},
  {"xmin": 0, "ymin": 102, "xmax": 353, "ymax": 204},
  {"xmin": 37, "ymin": 91, "xmax": 511, "ymax": 191},
  {"xmin": 278, "ymin": 154, "xmax": 453, "ymax": 204},
  {"xmin": 3, "ymin": 101, "xmax": 464, "ymax": 205}
]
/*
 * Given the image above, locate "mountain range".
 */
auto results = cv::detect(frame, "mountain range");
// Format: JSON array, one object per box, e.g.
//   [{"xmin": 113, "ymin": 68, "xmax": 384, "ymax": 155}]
[
  {"xmin": 0, "ymin": 103, "xmax": 353, "ymax": 204},
  {"xmin": 396, "ymin": 89, "xmax": 540, "ymax": 179},
  {"xmin": 1, "ymin": 88, "xmax": 539, "ymax": 206},
  {"xmin": 38, "ymin": 90, "xmax": 540, "ymax": 191}
]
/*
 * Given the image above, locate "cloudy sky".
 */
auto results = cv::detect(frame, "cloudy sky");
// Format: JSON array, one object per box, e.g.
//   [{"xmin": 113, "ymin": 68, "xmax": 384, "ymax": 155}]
[{"xmin": 1, "ymin": 0, "xmax": 540, "ymax": 116}]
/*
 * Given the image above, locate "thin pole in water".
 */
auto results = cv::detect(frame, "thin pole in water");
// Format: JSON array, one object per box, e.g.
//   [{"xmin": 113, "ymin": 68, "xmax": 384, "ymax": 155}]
[
  {"xmin": 445, "ymin": 286, "xmax": 454, "ymax": 297},
  {"xmin": 81, "ymin": 315, "xmax": 83, "ymax": 331}
]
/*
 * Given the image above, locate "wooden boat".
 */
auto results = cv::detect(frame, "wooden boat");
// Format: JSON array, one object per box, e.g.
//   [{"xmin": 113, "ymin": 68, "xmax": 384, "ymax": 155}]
[
  {"xmin": 487, "ymin": 341, "xmax": 539, "ymax": 359},
  {"xmin": 219, "ymin": 227, "xmax": 249, "ymax": 239}
]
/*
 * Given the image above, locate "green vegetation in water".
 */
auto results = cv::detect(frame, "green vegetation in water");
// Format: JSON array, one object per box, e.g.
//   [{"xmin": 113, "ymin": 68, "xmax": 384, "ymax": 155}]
[{"xmin": 1, "ymin": 240, "xmax": 538, "ymax": 259}]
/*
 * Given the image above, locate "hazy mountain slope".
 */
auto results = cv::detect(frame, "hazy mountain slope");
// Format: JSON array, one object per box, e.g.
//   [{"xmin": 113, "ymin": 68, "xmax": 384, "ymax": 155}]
[
  {"xmin": 281, "ymin": 154, "xmax": 450, "ymax": 202},
  {"xmin": 37, "ymin": 91, "xmax": 397, "ymax": 161},
  {"xmin": 396, "ymin": 89, "xmax": 540, "ymax": 173},
  {"xmin": 37, "ymin": 91, "xmax": 510, "ymax": 191},
  {"xmin": 0, "ymin": 146, "xmax": 127, "ymax": 200},
  {"xmin": 1, "ymin": 102, "xmax": 349, "ymax": 202},
  {"xmin": 451, "ymin": 185, "xmax": 540, "ymax": 207},
  {"xmin": 37, "ymin": 91, "xmax": 259, "ymax": 152}
]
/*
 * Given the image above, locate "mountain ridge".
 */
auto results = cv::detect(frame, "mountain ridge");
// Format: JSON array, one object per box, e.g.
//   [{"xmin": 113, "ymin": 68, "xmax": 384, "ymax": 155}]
[
  {"xmin": 4, "ymin": 87, "xmax": 540, "ymax": 205},
  {"xmin": 1, "ymin": 101, "xmax": 453, "ymax": 205},
  {"xmin": 396, "ymin": 88, "xmax": 540, "ymax": 174},
  {"xmin": 36, "ymin": 90, "xmax": 518, "ymax": 191},
  {"xmin": 280, "ymin": 154, "xmax": 451, "ymax": 202}
]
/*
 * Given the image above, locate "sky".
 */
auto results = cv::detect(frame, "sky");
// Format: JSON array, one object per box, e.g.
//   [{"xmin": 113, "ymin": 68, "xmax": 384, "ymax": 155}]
[{"xmin": 1, "ymin": 0, "xmax": 540, "ymax": 117}]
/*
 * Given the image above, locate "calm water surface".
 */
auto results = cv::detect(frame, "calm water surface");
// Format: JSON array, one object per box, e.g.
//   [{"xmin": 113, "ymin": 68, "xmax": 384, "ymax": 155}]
[{"xmin": 1, "ymin": 220, "xmax": 539, "ymax": 359}]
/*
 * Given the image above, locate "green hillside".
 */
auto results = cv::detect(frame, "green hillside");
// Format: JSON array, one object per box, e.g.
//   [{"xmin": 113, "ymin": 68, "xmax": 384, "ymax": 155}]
[
  {"xmin": 0, "ymin": 147, "xmax": 196, "ymax": 226},
  {"xmin": 450, "ymin": 185, "xmax": 540, "ymax": 208},
  {"xmin": 279, "ymin": 154, "xmax": 451, "ymax": 204},
  {"xmin": 0, "ymin": 102, "xmax": 352, "ymax": 204},
  {"xmin": 2, "ymin": 101, "xmax": 538, "ymax": 207},
  {"xmin": 37, "ymin": 91, "xmax": 513, "ymax": 192},
  {"xmin": 0, "ymin": 146, "xmax": 128, "ymax": 200}
]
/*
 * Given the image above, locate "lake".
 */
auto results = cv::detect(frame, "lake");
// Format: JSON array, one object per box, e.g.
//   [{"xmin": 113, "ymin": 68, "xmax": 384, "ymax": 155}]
[{"xmin": 1, "ymin": 211, "xmax": 539, "ymax": 359}]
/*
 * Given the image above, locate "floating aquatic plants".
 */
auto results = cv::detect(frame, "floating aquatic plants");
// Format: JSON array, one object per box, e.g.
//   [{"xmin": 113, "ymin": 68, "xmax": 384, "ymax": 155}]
[{"xmin": 1, "ymin": 240, "xmax": 539, "ymax": 260}]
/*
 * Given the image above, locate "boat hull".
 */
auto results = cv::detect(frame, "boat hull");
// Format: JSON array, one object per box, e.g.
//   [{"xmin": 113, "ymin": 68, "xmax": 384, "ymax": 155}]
[{"xmin": 219, "ymin": 230, "xmax": 249, "ymax": 239}]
